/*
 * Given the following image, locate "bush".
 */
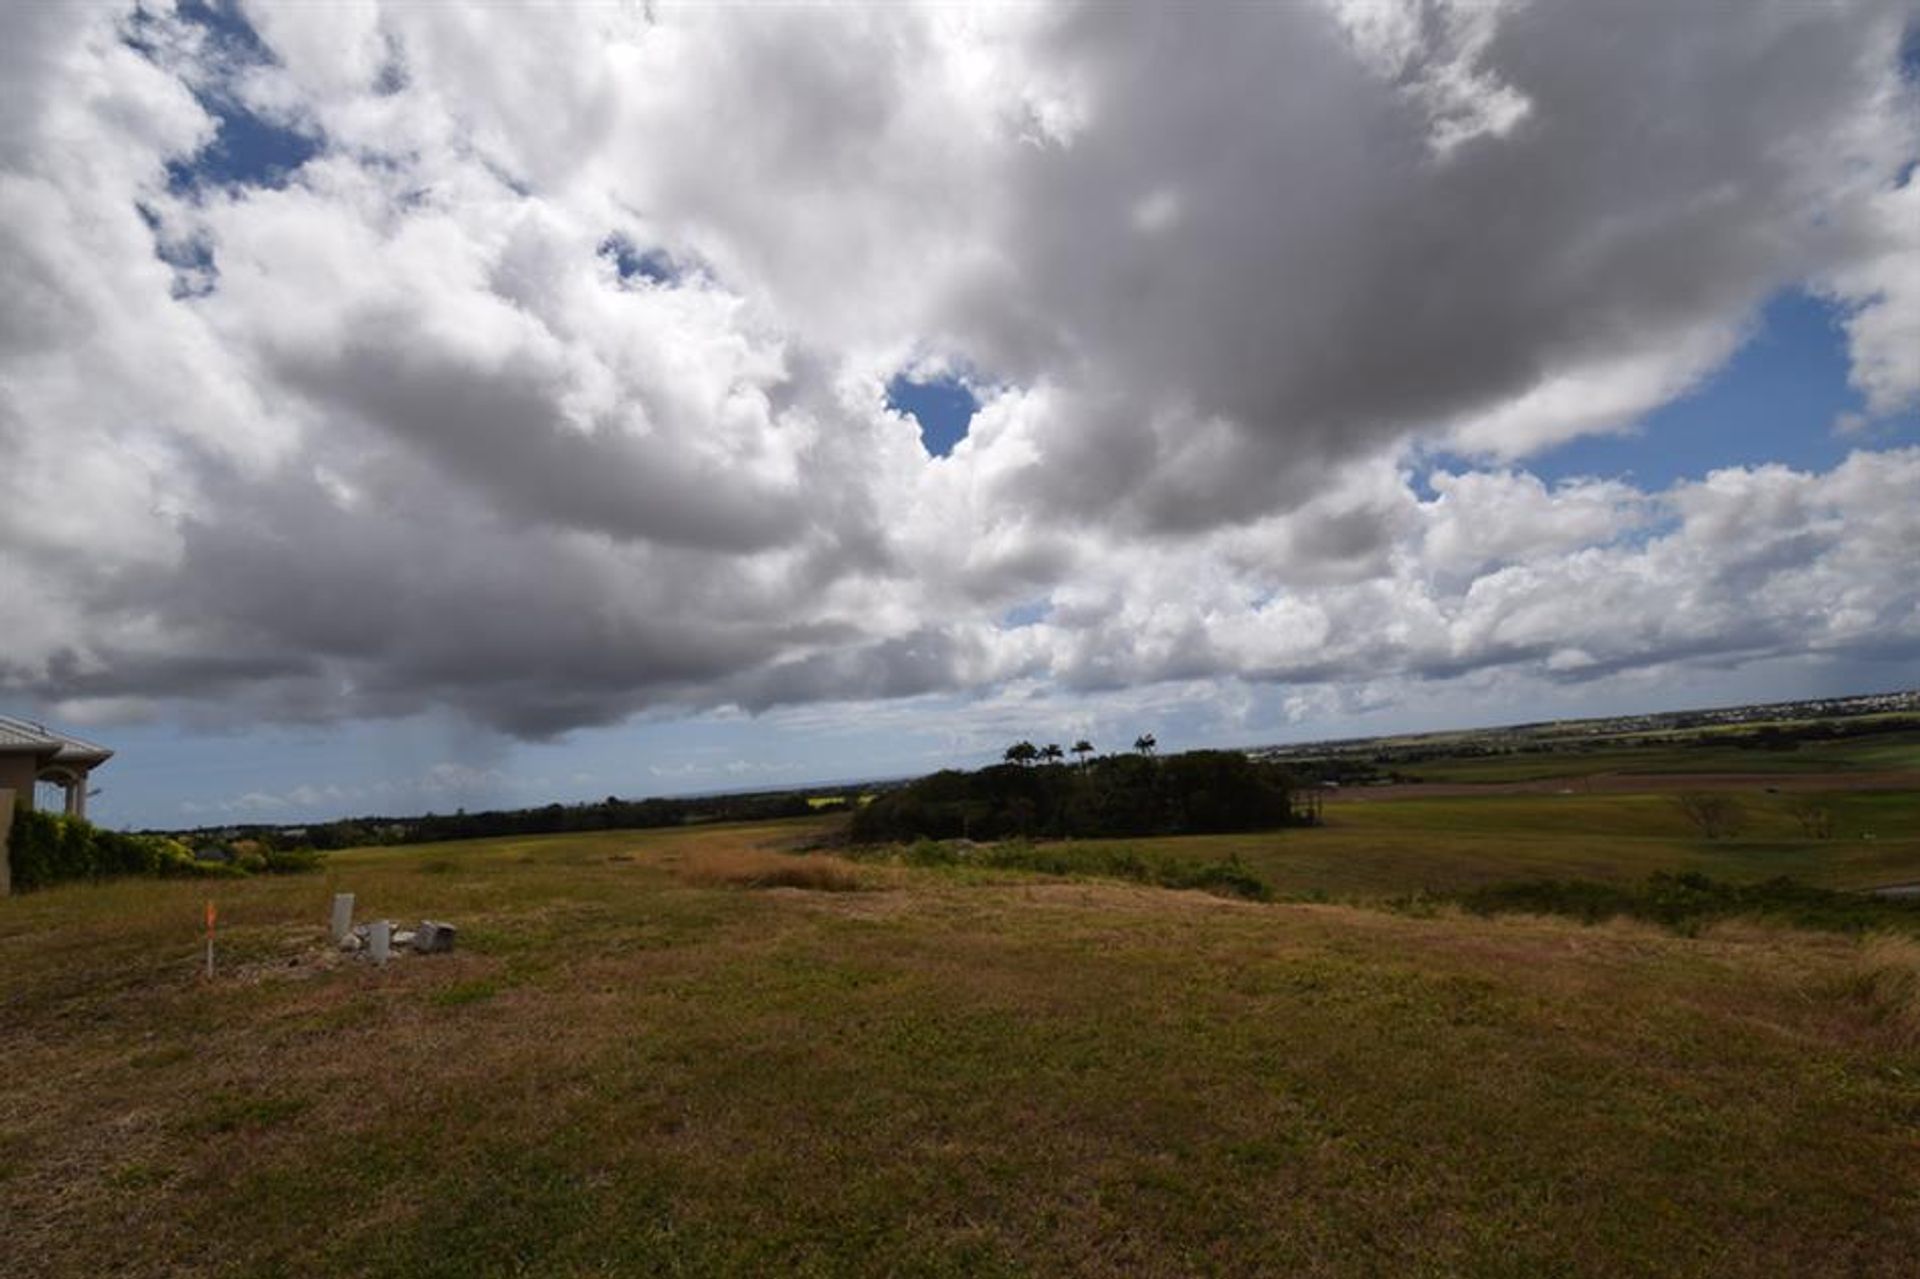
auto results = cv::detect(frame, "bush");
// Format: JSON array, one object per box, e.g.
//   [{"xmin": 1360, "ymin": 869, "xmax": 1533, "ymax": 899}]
[
  {"xmin": 7, "ymin": 811, "xmax": 318, "ymax": 891},
  {"xmin": 262, "ymin": 846, "xmax": 326, "ymax": 874},
  {"xmin": 8, "ymin": 810, "xmax": 72, "ymax": 892}
]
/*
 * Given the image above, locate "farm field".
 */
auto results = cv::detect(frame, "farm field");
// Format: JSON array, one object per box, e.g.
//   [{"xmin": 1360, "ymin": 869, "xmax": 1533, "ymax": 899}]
[
  {"xmin": 5, "ymin": 803, "xmax": 1920, "ymax": 1277},
  {"xmin": 1087, "ymin": 788, "xmax": 1920, "ymax": 897},
  {"xmin": 1355, "ymin": 725, "xmax": 1920, "ymax": 785}
]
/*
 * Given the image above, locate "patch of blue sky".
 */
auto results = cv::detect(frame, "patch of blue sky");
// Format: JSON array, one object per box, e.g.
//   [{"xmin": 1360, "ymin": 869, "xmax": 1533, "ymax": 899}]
[
  {"xmin": 1000, "ymin": 600, "xmax": 1050, "ymax": 628},
  {"xmin": 1425, "ymin": 289, "xmax": 1919, "ymax": 498},
  {"xmin": 136, "ymin": 1, "xmax": 321, "ymax": 194},
  {"xmin": 598, "ymin": 235, "xmax": 681, "ymax": 286},
  {"xmin": 165, "ymin": 106, "xmax": 320, "ymax": 193},
  {"xmin": 134, "ymin": 203, "xmax": 217, "ymax": 298},
  {"xmin": 886, "ymin": 371, "xmax": 980, "ymax": 458}
]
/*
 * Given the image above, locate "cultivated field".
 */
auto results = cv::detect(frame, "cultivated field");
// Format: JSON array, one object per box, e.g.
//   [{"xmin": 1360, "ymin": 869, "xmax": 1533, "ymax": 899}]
[{"xmin": 5, "ymin": 796, "xmax": 1920, "ymax": 1277}]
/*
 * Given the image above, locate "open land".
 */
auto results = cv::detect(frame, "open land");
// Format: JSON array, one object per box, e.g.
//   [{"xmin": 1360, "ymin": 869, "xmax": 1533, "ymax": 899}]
[{"xmin": 6, "ymin": 766, "xmax": 1920, "ymax": 1278}]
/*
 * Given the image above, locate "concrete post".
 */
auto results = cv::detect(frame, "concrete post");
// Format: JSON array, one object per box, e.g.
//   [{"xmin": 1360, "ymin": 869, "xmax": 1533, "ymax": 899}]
[
  {"xmin": 368, "ymin": 919, "xmax": 391, "ymax": 966},
  {"xmin": 329, "ymin": 893, "xmax": 355, "ymax": 943}
]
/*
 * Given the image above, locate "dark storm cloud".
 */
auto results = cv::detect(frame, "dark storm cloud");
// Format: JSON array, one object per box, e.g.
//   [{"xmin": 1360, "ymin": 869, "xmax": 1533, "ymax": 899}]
[{"xmin": 952, "ymin": 0, "xmax": 1913, "ymax": 529}]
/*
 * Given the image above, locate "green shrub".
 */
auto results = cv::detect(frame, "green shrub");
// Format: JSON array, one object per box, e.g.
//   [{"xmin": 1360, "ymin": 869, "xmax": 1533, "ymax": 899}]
[
  {"xmin": 1161, "ymin": 858, "xmax": 1272, "ymax": 902},
  {"xmin": 262, "ymin": 846, "xmax": 325, "ymax": 874},
  {"xmin": 8, "ymin": 810, "xmax": 69, "ymax": 891},
  {"xmin": 7, "ymin": 812, "xmax": 311, "ymax": 891}
]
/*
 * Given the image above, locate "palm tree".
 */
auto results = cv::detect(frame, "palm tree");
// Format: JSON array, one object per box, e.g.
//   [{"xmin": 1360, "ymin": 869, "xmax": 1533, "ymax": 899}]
[
  {"xmin": 1072, "ymin": 739, "xmax": 1094, "ymax": 766},
  {"xmin": 1133, "ymin": 733, "xmax": 1157, "ymax": 756},
  {"xmin": 1004, "ymin": 740, "xmax": 1039, "ymax": 767},
  {"xmin": 1041, "ymin": 743, "xmax": 1065, "ymax": 765}
]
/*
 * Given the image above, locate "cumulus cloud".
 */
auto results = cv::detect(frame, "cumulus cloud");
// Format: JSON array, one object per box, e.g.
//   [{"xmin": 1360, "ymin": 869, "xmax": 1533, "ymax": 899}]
[{"xmin": 1, "ymin": 0, "xmax": 1917, "ymax": 744}]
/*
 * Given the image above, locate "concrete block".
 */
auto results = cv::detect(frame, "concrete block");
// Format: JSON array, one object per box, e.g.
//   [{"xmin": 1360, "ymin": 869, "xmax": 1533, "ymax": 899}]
[{"xmin": 414, "ymin": 920, "xmax": 457, "ymax": 954}]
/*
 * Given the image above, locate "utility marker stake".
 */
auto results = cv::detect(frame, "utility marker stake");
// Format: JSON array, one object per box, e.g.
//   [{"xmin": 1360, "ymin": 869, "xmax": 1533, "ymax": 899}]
[
  {"xmin": 204, "ymin": 900, "xmax": 217, "ymax": 981},
  {"xmin": 329, "ymin": 892, "xmax": 355, "ymax": 944}
]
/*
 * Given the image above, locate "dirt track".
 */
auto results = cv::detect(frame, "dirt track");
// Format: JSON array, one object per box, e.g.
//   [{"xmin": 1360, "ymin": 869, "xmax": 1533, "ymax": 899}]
[{"xmin": 1321, "ymin": 770, "xmax": 1920, "ymax": 802}]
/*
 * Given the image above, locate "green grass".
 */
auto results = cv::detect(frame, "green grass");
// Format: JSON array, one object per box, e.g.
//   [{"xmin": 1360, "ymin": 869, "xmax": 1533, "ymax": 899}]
[
  {"xmin": 1393, "ymin": 726, "xmax": 1920, "ymax": 782},
  {"xmin": 4, "ymin": 811, "xmax": 1920, "ymax": 1276},
  {"xmin": 1046, "ymin": 789, "xmax": 1920, "ymax": 899}
]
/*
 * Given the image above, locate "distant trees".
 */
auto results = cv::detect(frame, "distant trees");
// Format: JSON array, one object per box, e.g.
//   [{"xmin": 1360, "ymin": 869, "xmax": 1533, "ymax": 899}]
[
  {"xmin": 1003, "ymin": 735, "xmax": 1157, "ymax": 765},
  {"xmin": 284, "ymin": 789, "xmax": 819, "ymax": 849},
  {"xmin": 852, "ymin": 748, "xmax": 1304, "ymax": 843}
]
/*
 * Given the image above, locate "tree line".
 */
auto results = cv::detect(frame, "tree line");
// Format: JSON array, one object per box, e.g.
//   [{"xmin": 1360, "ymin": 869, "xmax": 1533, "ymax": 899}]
[
  {"xmin": 850, "ymin": 746, "xmax": 1310, "ymax": 843},
  {"xmin": 270, "ymin": 789, "xmax": 828, "ymax": 850}
]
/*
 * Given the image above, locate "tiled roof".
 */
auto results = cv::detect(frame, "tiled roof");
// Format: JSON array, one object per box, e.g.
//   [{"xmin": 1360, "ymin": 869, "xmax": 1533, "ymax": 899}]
[{"xmin": 0, "ymin": 714, "xmax": 114, "ymax": 763}]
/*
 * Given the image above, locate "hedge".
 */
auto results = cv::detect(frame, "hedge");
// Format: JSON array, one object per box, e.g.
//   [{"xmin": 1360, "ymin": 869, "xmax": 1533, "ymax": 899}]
[{"xmin": 7, "ymin": 810, "xmax": 320, "ymax": 893}]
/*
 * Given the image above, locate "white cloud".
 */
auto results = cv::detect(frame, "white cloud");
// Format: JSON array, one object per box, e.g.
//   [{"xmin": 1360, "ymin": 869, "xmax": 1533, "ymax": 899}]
[
  {"xmin": 1, "ymin": 0, "xmax": 1916, "ymax": 748},
  {"xmin": 1826, "ymin": 177, "xmax": 1920, "ymax": 417}
]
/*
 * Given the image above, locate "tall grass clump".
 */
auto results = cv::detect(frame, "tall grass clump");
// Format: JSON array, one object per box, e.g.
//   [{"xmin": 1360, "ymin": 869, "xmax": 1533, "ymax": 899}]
[
  {"xmin": 1845, "ymin": 934, "xmax": 1920, "ymax": 1047},
  {"xmin": 679, "ymin": 849, "xmax": 875, "ymax": 893}
]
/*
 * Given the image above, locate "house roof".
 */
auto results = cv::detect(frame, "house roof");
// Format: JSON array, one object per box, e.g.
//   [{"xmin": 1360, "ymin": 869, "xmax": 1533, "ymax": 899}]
[{"xmin": 0, "ymin": 714, "xmax": 114, "ymax": 766}]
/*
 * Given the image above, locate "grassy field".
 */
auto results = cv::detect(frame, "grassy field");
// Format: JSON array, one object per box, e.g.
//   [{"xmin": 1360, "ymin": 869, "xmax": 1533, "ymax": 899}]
[
  {"xmin": 1389, "ymin": 726, "xmax": 1920, "ymax": 783},
  {"xmin": 1060, "ymin": 789, "xmax": 1920, "ymax": 897},
  {"xmin": 5, "ymin": 805, "xmax": 1920, "ymax": 1277}
]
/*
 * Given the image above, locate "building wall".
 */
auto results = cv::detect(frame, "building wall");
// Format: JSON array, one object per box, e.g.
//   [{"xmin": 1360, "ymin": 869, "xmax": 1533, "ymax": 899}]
[
  {"xmin": 1, "ymin": 787, "xmax": 14, "ymax": 896},
  {"xmin": 0, "ymin": 755, "xmax": 36, "ymax": 813}
]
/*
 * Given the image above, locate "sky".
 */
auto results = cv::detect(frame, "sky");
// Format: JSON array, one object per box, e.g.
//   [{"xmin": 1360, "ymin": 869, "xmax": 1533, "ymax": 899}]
[{"xmin": 3, "ymin": 1, "xmax": 1920, "ymax": 830}]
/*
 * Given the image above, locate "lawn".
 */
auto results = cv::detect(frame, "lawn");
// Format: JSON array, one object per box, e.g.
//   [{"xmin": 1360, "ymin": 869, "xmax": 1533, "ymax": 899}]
[{"xmin": 4, "ymin": 811, "xmax": 1920, "ymax": 1277}]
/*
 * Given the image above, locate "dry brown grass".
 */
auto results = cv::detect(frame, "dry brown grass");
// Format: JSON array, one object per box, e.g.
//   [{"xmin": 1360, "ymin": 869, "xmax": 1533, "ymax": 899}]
[
  {"xmin": 7, "ymin": 821, "xmax": 1920, "ymax": 1277},
  {"xmin": 1846, "ymin": 933, "xmax": 1920, "ymax": 1047},
  {"xmin": 674, "ymin": 847, "xmax": 879, "ymax": 892}
]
